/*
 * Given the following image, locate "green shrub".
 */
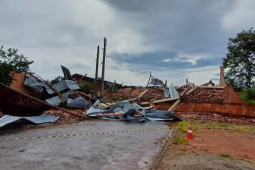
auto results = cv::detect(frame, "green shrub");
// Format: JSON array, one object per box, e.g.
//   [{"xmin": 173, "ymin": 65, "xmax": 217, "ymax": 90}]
[
  {"xmin": 172, "ymin": 136, "xmax": 189, "ymax": 145},
  {"xmin": 240, "ymin": 88, "xmax": 255, "ymax": 102},
  {"xmin": 108, "ymin": 83, "xmax": 116, "ymax": 94},
  {"xmin": 79, "ymin": 81, "xmax": 93, "ymax": 94}
]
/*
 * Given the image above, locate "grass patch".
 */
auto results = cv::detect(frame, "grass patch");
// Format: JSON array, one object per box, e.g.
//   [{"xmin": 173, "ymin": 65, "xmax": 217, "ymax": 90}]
[
  {"xmin": 178, "ymin": 120, "xmax": 200, "ymax": 133},
  {"xmin": 220, "ymin": 153, "xmax": 234, "ymax": 160},
  {"xmin": 182, "ymin": 120, "xmax": 255, "ymax": 135},
  {"xmin": 172, "ymin": 136, "xmax": 189, "ymax": 145},
  {"xmin": 236, "ymin": 158, "xmax": 252, "ymax": 164}
]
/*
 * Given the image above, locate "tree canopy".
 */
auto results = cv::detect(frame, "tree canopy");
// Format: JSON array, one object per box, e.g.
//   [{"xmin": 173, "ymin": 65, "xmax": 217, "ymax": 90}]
[
  {"xmin": 222, "ymin": 28, "xmax": 255, "ymax": 91},
  {"xmin": 0, "ymin": 45, "xmax": 34, "ymax": 86}
]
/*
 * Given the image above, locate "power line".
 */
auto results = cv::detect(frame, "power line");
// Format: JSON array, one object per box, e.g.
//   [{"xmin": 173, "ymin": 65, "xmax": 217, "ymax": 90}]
[{"xmin": 81, "ymin": 58, "xmax": 97, "ymax": 76}]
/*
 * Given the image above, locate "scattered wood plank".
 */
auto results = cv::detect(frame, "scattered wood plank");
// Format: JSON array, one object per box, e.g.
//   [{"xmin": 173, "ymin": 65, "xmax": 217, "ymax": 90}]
[
  {"xmin": 140, "ymin": 97, "xmax": 179, "ymax": 105},
  {"xmin": 180, "ymin": 88, "xmax": 188, "ymax": 97},
  {"xmin": 167, "ymin": 99, "xmax": 181, "ymax": 111}
]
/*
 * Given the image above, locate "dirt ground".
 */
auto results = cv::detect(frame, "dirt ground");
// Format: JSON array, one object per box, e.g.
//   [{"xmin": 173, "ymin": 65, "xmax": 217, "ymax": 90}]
[{"xmin": 151, "ymin": 124, "xmax": 255, "ymax": 170}]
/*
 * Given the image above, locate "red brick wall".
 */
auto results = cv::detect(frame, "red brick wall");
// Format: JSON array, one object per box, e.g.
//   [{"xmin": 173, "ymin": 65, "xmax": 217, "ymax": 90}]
[
  {"xmin": 174, "ymin": 102, "xmax": 255, "ymax": 118},
  {"xmin": 9, "ymin": 73, "xmax": 34, "ymax": 95}
]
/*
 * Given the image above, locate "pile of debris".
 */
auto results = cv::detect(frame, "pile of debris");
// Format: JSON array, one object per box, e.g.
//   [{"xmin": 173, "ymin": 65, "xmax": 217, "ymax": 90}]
[
  {"xmin": 45, "ymin": 109, "xmax": 89, "ymax": 124},
  {"xmin": 182, "ymin": 88, "xmax": 225, "ymax": 102},
  {"xmin": 84, "ymin": 100, "xmax": 181, "ymax": 122},
  {"xmin": 104, "ymin": 87, "xmax": 164, "ymax": 102},
  {"xmin": 176, "ymin": 112, "xmax": 255, "ymax": 125}
]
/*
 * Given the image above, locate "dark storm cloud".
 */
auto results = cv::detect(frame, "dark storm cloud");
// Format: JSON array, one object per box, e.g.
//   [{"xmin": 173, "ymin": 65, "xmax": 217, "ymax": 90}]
[
  {"xmin": 108, "ymin": 51, "xmax": 221, "ymax": 71},
  {"xmin": 102, "ymin": 0, "xmax": 236, "ymax": 54}
]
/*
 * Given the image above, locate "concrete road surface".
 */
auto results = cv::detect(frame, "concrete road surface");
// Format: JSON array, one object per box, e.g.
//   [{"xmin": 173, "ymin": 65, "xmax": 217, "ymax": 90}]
[{"xmin": 0, "ymin": 120, "xmax": 172, "ymax": 170}]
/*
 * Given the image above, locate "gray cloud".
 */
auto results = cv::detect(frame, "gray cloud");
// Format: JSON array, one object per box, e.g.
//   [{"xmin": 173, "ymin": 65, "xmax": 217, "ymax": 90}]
[
  {"xmin": 102, "ymin": 0, "xmax": 237, "ymax": 55},
  {"xmin": 1, "ymin": 0, "xmax": 254, "ymax": 86},
  {"xmin": 108, "ymin": 51, "xmax": 221, "ymax": 72}
]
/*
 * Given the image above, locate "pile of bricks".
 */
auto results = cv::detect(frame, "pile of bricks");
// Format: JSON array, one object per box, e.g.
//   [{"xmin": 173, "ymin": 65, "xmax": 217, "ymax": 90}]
[
  {"xmin": 183, "ymin": 88, "xmax": 224, "ymax": 102},
  {"xmin": 142, "ymin": 88, "xmax": 164, "ymax": 100},
  {"xmin": 176, "ymin": 85, "xmax": 188, "ymax": 95},
  {"xmin": 45, "ymin": 109, "xmax": 89, "ymax": 124},
  {"xmin": 104, "ymin": 87, "xmax": 164, "ymax": 102},
  {"xmin": 176, "ymin": 112, "xmax": 255, "ymax": 125}
]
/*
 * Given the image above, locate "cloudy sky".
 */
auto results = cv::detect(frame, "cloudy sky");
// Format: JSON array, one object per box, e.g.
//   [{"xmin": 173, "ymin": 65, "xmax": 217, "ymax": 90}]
[{"xmin": 1, "ymin": 0, "xmax": 255, "ymax": 86}]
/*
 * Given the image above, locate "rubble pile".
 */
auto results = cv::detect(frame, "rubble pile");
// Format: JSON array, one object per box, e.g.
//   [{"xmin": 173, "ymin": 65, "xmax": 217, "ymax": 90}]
[
  {"xmin": 183, "ymin": 88, "xmax": 224, "ymax": 102},
  {"xmin": 45, "ymin": 109, "xmax": 89, "ymax": 124},
  {"xmin": 105, "ymin": 88, "xmax": 164, "ymax": 102},
  {"xmin": 176, "ymin": 112, "xmax": 255, "ymax": 125},
  {"xmin": 176, "ymin": 85, "xmax": 188, "ymax": 95}
]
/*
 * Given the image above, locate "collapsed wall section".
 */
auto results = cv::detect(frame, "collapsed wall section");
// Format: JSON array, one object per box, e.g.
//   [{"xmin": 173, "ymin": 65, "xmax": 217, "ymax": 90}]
[{"xmin": 104, "ymin": 88, "xmax": 164, "ymax": 102}]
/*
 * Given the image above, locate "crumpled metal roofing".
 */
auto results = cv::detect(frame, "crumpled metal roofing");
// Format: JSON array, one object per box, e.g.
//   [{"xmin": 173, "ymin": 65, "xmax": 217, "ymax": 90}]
[
  {"xmin": 24, "ymin": 76, "xmax": 80, "ymax": 94},
  {"xmin": 86, "ymin": 100, "xmax": 125, "ymax": 116},
  {"xmin": 149, "ymin": 77, "xmax": 164, "ymax": 86},
  {"xmin": 24, "ymin": 76, "xmax": 44, "ymax": 92},
  {"xmin": 84, "ymin": 100, "xmax": 181, "ymax": 122},
  {"xmin": 163, "ymin": 84, "xmax": 170, "ymax": 98},
  {"xmin": 0, "ymin": 114, "xmax": 59, "ymax": 128},
  {"xmin": 144, "ymin": 110, "xmax": 178, "ymax": 121},
  {"xmin": 169, "ymin": 86, "xmax": 179, "ymax": 98},
  {"xmin": 148, "ymin": 77, "xmax": 170, "ymax": 98},
  {"xmin": 67, "ymin": 96, "xmax": 90, "ymax": 109},
  {"xmin": 45, "ymin": 90, "xmax": 75, "ymax": 105},
  {"xmin": 52, "ymin": 80, "xmax": 80, "ymax": 92}
]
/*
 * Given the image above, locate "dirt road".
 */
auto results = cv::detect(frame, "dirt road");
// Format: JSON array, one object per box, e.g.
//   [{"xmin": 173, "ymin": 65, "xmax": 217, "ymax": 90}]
[{"xmin": 0, "ymin": 120, "xmax": 172, "ymax": 170}]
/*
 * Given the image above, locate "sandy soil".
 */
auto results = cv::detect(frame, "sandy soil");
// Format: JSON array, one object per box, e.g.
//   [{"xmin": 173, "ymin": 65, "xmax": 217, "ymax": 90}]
[
  {"xmin": 187, "ymin": 129, "xmax": 255, "ymax": 161},
  {"xmin": 151, "ymin": 128, "xmax": 255, "ymax": 170}
]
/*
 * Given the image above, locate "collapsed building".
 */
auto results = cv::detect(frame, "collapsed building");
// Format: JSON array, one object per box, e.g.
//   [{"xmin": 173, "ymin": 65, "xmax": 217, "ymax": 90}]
[{"xmin": 1, "ymin": 65, "xmax": 255, "ymax": 129}]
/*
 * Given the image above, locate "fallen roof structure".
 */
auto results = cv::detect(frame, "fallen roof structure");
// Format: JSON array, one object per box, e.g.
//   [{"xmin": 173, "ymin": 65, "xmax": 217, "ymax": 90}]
[
  {"xmin": 84, "ymin": 100, "xmax": 182, "ymax": 122},
  {"xmin": 0, "ymin": 83, "xmax": 84, "ymax": 117},
  {"xmin": 0, "ymin": 114, "xmax": 59, "ymax": 128}
]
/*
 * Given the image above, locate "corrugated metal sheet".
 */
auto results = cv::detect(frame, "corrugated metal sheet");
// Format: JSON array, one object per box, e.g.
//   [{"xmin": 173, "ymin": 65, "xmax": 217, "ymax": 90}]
[
  {"xmin": 149, "ymin": 77, "xmax": 164, "ymax": 86},
  {"xmin": 148, "ymin": 77, "xmax": 170, "ymax": 98},
  {"xmin": 67, "ymin": 96, "xmax": 90, "ymax": 109},
  {"xmin": 61, "ymin": 65, "xmax": 72, "ymax": 80},
  {"xmin": 85, "ymin": 100, "xmax": 181, "ymax": 122},
  {"xmin": 45, "ymin": 90, "xmax": 75, "ymax": 105},
  {"xmin": 163, "ymin": 84, "xmax": 170, "ymax": 98},
  {"xmin": 169, "ymin": 86, "xmax": 179, "ymax": 98},
  {"xmin": 0, "ymin": 114, "xmax": 59, "ymax": 128},
  {"xmin": 25, "ymin": 77, "xmax": 80, "ymax": 94},
  {"xmin": 40, "ymin": 83, "xmax": 55, "ymax": 94},
  {"xmin": 24, "ymin": 76, "xmax": 44, "ymax": 92},
  {"xmin": 53, "ymin": 80, "xmax": 80, "ymax": 92}
]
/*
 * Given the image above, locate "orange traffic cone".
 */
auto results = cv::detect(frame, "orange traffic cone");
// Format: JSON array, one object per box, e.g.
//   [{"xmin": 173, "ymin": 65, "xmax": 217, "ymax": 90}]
[{"xmin": 185, "ymin": 122, "xmax": 194, "ymax": 141}]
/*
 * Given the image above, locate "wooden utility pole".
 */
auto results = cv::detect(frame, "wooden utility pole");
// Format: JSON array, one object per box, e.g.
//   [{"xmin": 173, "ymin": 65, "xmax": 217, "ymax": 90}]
[
  {"xmin": 101, "ymin": 37, "xmax": 107, "ymax": 97},
  {"xmin": 94, "ymin": 46, "xmax": 99, "ymax": 95}
]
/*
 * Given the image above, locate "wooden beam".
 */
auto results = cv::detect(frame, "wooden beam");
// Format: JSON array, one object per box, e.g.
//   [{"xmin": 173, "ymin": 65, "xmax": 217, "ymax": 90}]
[
  {"xmin": 180, "ymin": 88, "xmax": 188, "ymax": 97},
  {"xmin": 198, "ymin": 86, "xmax": 224, "ymax": 89},
  {"xmin": 140, "ymin": 97, "xmax": 179, "ymax": 105},
  {"xmin": 186, "ymin": 87, "xmax": 198, "ymax": 95},
  {"xmin": 167, "ymin": 99, "xmax": 181, "ymax": 111}
]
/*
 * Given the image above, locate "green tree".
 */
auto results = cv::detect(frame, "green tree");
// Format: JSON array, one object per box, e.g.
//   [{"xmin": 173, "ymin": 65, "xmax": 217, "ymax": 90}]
[
  {"xmin": 0, "ymin": 45, "xmax": 34, "ymax": 86},
  {"xmin": 222, "ymin": 28, "xmax": 255, "ymax": 91}
]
